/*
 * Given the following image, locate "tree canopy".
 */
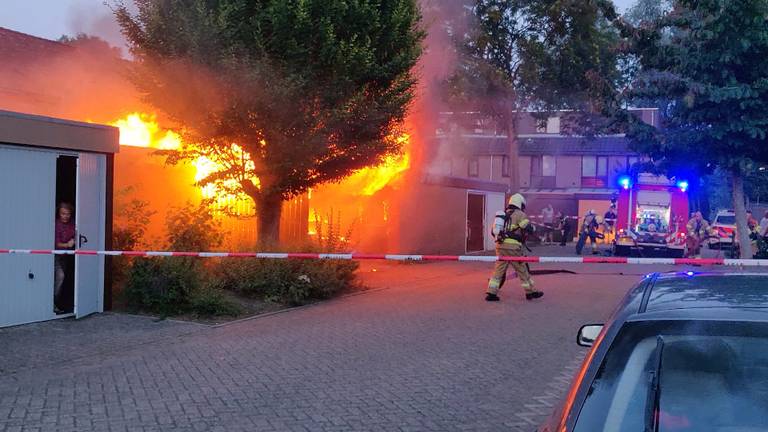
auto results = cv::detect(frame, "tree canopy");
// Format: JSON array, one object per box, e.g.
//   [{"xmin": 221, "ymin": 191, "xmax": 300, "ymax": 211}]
[
  {"xmin": 115, "ymin": 0, "xmax": 424, "ymax": 242},
  {"xmin": 610, "ymin": 0, "xmax": 768, "ymax": 256},
  {"xmin": 445, "ymin": 1, "xmax": 622, "ymax": 190}
]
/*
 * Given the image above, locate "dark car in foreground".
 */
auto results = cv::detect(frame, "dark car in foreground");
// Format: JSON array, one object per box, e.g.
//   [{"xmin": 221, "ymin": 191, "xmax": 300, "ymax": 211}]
[{"xmin": 539, "ymin": 272, "xmax": 768, "ymax": 432}]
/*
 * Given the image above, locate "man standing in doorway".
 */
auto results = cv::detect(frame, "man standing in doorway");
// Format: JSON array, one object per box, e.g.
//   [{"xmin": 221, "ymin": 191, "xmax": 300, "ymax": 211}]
[
  {"xmin": 486, "ymin": 193, "xmax": 543, "ymax": 302},
  {"xmin": 54, "ymin": 202, "xmax": 76, "ymax": 314}
]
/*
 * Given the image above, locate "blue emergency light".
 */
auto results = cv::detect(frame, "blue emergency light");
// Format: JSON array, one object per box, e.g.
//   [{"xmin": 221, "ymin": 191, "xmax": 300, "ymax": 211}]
[
  {"xmin": 677, "ymin": 180, "xmax": 689, "ymax": 192},
  {"xmin": 618, "ymin": 176, "xmax": 632, "ymax": 190}
]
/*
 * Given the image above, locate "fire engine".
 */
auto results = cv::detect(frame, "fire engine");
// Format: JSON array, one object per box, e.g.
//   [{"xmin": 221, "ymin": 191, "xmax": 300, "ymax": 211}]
[{"xmin": 613, "ymin": 173, "xmax": 689, "ymax": 257}]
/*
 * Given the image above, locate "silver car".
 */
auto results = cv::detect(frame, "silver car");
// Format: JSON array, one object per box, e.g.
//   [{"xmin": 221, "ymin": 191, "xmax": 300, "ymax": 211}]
[{"xmin": 539, "ymin": 272, "xmax": 768, "ymax": 432}]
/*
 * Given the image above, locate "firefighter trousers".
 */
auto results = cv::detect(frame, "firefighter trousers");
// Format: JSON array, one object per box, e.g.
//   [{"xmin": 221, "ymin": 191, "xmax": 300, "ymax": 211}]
[{"xmin": 487, "ymin": 244, "xmax": 535, "ymax": 295}]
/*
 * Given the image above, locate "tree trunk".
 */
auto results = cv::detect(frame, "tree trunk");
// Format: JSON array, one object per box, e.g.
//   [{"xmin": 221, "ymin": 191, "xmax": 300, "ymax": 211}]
[
  {"xmin": 256, "ymin": 192, "xmax": 283, "ymax": 247},
  {"xmin": 505, "ymin": 105, "xmax": 520, "ymax": 194},
  {"xmin": 731, "ymin": 172, "xmax": 753, "ymax": 259}
]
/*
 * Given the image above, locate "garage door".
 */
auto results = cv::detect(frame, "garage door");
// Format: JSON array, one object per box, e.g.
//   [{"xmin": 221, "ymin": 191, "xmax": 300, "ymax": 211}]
[{"xmin": 0, "ymin": 146, "xmax": 57, "ymax": 327}]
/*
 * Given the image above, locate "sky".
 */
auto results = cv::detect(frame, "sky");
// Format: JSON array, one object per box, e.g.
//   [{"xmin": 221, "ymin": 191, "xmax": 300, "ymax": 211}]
[
  {"xmin": 0, "ymin": 0, "xmax": 126, "ymax": 48},
  {"xmin": 1, "ymin": 0, "xmax": 638, "ymax": 47}
]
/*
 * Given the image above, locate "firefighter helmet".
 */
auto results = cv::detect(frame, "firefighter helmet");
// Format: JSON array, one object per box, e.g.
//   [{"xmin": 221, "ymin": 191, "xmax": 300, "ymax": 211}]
[{"xmin": 508, "ymin": 193, "xmax": 526, "ymax": 210}]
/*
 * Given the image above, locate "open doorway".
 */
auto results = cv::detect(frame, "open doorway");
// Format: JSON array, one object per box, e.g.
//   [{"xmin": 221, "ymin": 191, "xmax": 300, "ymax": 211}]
[
  {"xmin": 55, "ymin": 155, "xmax": 77, "ymax": 315},
  {"xmin": 467, "ymin": 193, "xmax": 485, "ymax": 253}
]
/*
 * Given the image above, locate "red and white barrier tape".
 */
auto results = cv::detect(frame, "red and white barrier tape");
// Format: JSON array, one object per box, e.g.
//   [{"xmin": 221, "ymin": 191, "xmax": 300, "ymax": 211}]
[{"xmin": 0, "ymin": 249, "xmax": 765, "ymax": 266}]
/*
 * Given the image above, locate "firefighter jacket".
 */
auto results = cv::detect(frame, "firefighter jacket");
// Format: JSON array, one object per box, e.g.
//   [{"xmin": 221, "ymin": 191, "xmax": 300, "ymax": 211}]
[
  {"xmin": 686, "ymin": 218, "xmax": 710, "ymax": 239},
  {"xmin": 495, "ymin": 209, "xmax": 533, "ymax": 246},
  {"xmin": 582, "ymin": 214, "xmax": 599, "ymax": 234}
]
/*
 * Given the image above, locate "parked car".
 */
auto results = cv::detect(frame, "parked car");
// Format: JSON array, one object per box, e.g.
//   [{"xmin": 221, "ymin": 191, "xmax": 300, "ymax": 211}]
[
  {"xmin": 538, "ymin": 272, "xmax": 768, "ymax": 432},
  {"xmin": 708, "ymin": 210, "xmax": 736, "ymax": 249}
]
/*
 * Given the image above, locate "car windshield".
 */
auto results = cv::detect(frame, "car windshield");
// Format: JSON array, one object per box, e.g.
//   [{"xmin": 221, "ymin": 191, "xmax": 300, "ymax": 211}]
[
  {"xmin": 574, "ymin": 320, "xmax": 768, "ymax": 432},
  {"xmin": 716, "ymin": 216, "xmax": 736, "ymax": 225}
]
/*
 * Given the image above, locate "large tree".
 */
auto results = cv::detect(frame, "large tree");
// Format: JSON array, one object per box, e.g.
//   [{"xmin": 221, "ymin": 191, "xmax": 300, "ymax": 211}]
[
  {"xmin": 115, "ymin": 0, "xmax": 424, "ymax": 243},
  {"xmin": 612, "ymin": 0, "xmax": 768, "ymax": 258},
  {"xmin": 446, "ymin": 1, "xmax": 622, "ymax": 191}
]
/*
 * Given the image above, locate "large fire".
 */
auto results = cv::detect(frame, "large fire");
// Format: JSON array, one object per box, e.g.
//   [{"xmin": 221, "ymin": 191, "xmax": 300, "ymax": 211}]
[
  {"xmin": 112, "ymin": 112, "xmax": 411, "ymax": 247},
  {"xmin": 111, "ymin": 113, "xmax": 250, "ymax": 202},
  {"xmin": 346, "ymin": 133, "xmax": 411, "ymax": 196},
  {"xmin": 112, "ymin": 112, "xmax": 411, "ymax": 199}
]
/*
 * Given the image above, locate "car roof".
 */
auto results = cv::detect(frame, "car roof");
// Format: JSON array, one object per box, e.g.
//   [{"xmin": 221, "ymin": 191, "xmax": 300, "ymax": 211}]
[{"xmin": 639, "ymin": 272, "xmax": 768, "ymax": 315}]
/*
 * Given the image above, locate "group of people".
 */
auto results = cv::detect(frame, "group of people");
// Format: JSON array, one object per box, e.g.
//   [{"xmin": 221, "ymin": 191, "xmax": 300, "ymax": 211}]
[
  {"xmin": 537, "ymin": 204, "xmax": 573, "ymax": 247},
  {"xmin": 484, "ymin": 195, "xmax": 623, "ymax": 302},
  {"xmin": 685, "ymin": 209, "xmax": 768, "ymax": 258},
  {"xmin": 537, "ymin": 204, "xmax": 617, "ymax": 255}
]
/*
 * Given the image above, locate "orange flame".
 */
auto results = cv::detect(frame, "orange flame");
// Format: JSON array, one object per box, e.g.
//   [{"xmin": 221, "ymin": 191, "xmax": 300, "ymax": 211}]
[
  {"xmin": 112, "ymin": 113, "xmax": 256, "ymax": 203},
  {"xmin": 111, "ymin": 113, "xmax": 181, "ymax": 150},
  {"xmin": 343, "ymin": 133, "xmax": 411, "ymax": 196}
]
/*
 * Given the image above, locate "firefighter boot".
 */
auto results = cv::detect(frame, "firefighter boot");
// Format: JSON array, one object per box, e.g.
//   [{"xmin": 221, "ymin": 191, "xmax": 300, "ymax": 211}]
[
  {"xmin": 525, "ymin": 291, "xmax": 544, "ymax": 300},
  {"xmin": 485, "ymin": 293, "xmax": 500, "ymax": 302}
]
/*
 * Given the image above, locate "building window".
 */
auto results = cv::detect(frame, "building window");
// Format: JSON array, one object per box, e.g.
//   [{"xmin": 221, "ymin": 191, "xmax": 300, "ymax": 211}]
[
  {"xmin": 535, "ymin": 117, "xmax": 561, "ymax": 134},
  {"xmin": 582, "ymin": 156, "xmax": 609, "ymax": 187},
  {"xmin": 597, "ymin": 156, "xmax": 608, "ymax": 176},
  {"xmin": 546, "ymin": 117, "xmax": 561, "ymax": 134},
  {"xmin": 530, "ymin": 156, "xmax": 556, "ymax": 188},
  {"xmin": 582, "ymin": 156, "xmax": 597, "ymax": 177},
  {"xmin": 542, "ymin": 155, "xmax": 556, "ymax": 177},
  {"xmin": 468, "ymin": 157, "xmax": 479, "ymax": 177},
  {"xmin": 501, "ymin": 156, "xmax": 510, "ymax": 177}
]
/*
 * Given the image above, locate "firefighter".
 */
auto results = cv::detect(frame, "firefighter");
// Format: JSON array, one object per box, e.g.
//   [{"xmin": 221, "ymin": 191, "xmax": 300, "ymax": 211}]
[
  {"xmin": 486, "ymin": 193, "xmax": 543, "ymax": 302},
  {"xmin": 576, "ymin": 210, "xmax": 601, "ymax": 255},
  {"xmin": 686, "ymin": 211, "xmax": 710, "ymax": 258},
  {"xmin": 603, "ymin": 205, "xmax": 617, "ymax": 244}
]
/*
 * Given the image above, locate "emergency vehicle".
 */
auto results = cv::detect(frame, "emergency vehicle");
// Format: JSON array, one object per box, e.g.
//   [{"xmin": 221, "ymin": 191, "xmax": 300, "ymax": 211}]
[{"xmin": 613, "ymin": 173, "xmax": 689, "ymax": 257}]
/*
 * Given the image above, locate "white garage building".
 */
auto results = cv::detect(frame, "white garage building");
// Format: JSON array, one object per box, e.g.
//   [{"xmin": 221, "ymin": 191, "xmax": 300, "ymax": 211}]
[{"xmin": 0, "ymin": 110, "xmax": 118, "ymax": 328}]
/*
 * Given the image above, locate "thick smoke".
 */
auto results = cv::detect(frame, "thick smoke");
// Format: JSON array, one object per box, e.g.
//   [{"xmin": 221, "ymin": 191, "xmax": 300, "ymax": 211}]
[{"xmin": 66, "ymin": 2, "xmax": 130, "ymax": 58}]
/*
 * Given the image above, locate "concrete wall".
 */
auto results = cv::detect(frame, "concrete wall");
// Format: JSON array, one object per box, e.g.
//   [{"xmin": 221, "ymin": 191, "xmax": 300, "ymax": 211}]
[
  {"xmin": 556, "ymin": 156, "xmax": 581, "ymax": 188},
  {"xmin": 397, "ymin": 183, "xmax": 467, "ymax": 255}
]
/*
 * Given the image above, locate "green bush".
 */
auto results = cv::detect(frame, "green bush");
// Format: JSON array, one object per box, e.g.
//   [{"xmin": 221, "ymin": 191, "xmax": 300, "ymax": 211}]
[
  {"xmin": 165, "ymin": 203, "xmax": 224, "ymax": 251},
  {"xmin": 189, "ymin": 287, "xmax": 242, "ymax": 317},
  {"xmin": 123, "ymin": 257, "xmax": 241, "ymax": 317},
  {"xmin": 213, "ymin": 258, "xmax": 359, "ymax": 306},
  {"xmin": 122, "ymin": 257, "xmax": 198, "ymax": 316}
]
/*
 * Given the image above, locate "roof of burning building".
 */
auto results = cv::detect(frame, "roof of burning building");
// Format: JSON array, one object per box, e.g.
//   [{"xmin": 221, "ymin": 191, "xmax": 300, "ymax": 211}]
[{"xmin": 0, "ymin": 27, "xmax": 71, "ymax": 66}]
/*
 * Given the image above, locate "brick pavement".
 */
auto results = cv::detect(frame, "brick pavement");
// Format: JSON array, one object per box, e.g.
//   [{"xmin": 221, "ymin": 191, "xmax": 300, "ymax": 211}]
[{"xmin": 0, "ymin": 262, "xmax": 633, "ymax": 431}]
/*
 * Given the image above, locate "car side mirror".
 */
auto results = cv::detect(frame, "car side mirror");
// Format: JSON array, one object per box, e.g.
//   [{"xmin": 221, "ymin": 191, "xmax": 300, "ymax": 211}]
[{"xmin": 577, "ymin": 324, "xmax": 604, "ymax": 347}]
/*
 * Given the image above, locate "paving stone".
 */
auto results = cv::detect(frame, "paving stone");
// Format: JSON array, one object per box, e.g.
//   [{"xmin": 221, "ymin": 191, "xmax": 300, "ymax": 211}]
[{"xmin": 0, "ymin": 262, "xmax": 633, "ymax": 431}]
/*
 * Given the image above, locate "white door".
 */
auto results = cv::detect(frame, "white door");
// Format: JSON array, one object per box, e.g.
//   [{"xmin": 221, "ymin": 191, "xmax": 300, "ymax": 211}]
[
  {"xmin": 485, "ymin": 193, "xmax": 506, "ymax": 251},
  {"xmin": 0, "ymin": 146, "xmax": 56, "ymax": 327},
  {"xmin": 75, "ymin": 153, "xmax": 106, "ymax": 318}
]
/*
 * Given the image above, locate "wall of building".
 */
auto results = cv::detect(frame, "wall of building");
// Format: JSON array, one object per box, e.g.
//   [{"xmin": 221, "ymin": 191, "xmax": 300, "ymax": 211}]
[
  {"xmin": 519, "ymin": 156, "xmax": 532, "ymax": 188},
  {"xmin": 396, "ymin": 183, "xmax": 468, "ymax": 255}
]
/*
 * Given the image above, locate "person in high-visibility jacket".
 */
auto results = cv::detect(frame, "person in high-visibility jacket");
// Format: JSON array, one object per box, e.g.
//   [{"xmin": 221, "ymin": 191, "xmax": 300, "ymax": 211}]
[
  {"xmin": 486, "ymin": 193, "xmax": 544, "ymax": 302},
  {"xmin": 685, "ymin": 211, "xmax": 710, "ymax": 258}
]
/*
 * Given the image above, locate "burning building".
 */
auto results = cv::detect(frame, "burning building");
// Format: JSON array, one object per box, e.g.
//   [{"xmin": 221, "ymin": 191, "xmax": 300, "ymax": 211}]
[
  {"xmin": 0, "ymin": 27, "xmax": 308, "ymax": 249},
  {"xmin": 0, "ymin": 25, "xmax": 653, "ymax": 257}
]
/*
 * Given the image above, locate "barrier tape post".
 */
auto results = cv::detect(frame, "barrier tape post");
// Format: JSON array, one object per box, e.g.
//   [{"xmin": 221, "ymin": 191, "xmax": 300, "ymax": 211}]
[{"xmin": 0, "ymin": 248, "xmax": 766, "ymax": 266}]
